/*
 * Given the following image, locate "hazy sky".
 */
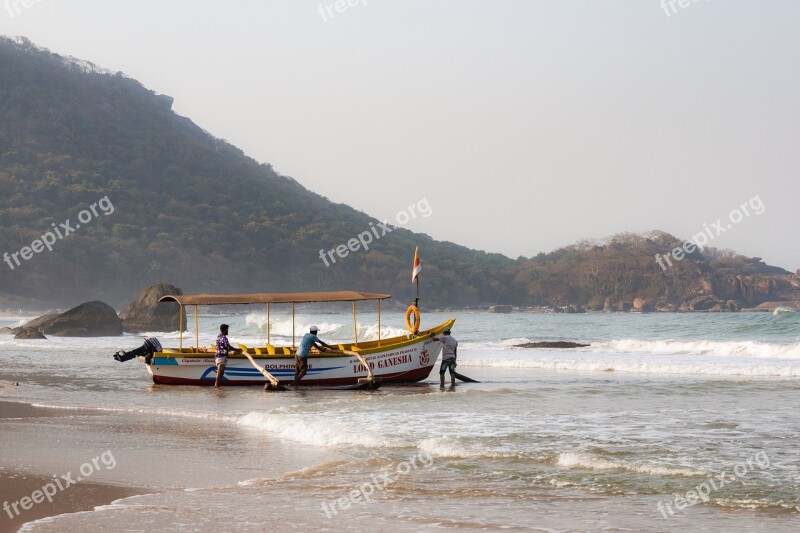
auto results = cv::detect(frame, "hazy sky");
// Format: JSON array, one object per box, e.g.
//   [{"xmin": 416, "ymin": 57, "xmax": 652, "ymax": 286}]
[{"xmin": 2, "ymin": 1, "xmax": 798, "ymax": 269}]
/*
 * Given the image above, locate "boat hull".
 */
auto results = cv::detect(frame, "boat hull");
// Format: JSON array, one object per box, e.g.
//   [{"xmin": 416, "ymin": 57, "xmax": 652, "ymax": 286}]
[{"xmin": 145, "ymin": 329, "xmax": 448, "ymax": 386}]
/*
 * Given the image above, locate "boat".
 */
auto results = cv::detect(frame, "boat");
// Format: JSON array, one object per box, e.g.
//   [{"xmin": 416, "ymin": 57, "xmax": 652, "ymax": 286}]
[{"xmin": 115, "ymin": 291, "xmax": 454, "ymax": 387}]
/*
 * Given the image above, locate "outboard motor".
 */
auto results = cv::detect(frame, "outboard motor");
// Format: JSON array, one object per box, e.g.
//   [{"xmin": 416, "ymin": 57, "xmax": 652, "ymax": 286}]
[{"xmin": 113, "ymin": 337, "xmax": 163, "ymax": 364}]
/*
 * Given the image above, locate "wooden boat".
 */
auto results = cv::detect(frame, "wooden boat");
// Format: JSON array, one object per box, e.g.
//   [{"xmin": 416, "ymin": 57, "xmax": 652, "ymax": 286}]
[{"xmin": 124, "ymin": 291, "xmax": 454, "ymax": 387}]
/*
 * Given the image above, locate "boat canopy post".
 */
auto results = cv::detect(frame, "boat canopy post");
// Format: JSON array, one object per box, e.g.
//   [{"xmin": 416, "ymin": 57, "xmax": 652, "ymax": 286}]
[
  {"xmin": 179, "ymin": 304, "xmax": 183, "ymax": 351},
  {"xmin": 267, "ymin": 304, "xmax": 270, "ymax": 345},
  {"xmin": 292, "ymin": 302, "xmax": 295, "ymax": 348},
  {"xmin": 352, "ymin": 301, "xmax": 358, "ymax": 344},
  {"xmin": 194, "ymin": 305, "xmax": 199, "ymax": 350},
  {"xmin": 378, "ymin": 299, "xmax": 382, "ymax": 346}
]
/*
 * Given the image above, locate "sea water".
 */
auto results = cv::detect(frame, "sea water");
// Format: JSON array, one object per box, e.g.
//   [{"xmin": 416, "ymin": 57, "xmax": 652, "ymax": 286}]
[{"xmin": 1, "ymin": 309, "xmax": 799, "ymax": 531}]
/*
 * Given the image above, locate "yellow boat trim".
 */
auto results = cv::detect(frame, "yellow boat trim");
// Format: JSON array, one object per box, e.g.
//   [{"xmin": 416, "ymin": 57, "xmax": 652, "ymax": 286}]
[{"xmin": 155, "ymin": 319, "xmax": 455, "ymax": 360}]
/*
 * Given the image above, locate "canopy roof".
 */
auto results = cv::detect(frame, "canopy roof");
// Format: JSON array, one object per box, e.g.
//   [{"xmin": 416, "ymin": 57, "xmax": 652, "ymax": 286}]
[{"xmin": 159, "ymin": 291, "xmax": 392, "ymax": 306}]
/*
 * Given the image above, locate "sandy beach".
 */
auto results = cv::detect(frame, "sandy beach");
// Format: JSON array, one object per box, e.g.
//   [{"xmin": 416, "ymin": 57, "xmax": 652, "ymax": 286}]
[
  {"xmin": 0, "ymin": 374, "xmax": 340, "ymax": 532},
  {"xmin": 0, "ymin": 473, "xmax": 140, "ymax": 533},
  {"xmin": 0, "ymin": 402, "xmax": 142, "ymax": 533}
]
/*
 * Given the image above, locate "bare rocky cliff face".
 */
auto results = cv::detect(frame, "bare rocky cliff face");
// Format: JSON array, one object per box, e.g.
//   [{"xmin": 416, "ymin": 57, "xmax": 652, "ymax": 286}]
[
  {"xmin": 708, "ymin": 273, "xmax": 800, "ymax": 306},
  {"xmin": 672, "ymin": 272, "xmax": 799, "ymax": 312}
]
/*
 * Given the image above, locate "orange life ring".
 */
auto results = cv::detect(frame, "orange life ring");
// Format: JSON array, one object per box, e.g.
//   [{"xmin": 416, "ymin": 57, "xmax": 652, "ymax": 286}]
[{"xmin": 405, "ymin": 305, "xmax": 421, "ymax": 334}]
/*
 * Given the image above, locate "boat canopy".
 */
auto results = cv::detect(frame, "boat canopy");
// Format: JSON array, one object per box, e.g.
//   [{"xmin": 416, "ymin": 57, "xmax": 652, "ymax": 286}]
[
  {"xmin": 159, "ymin": 291, "xmax": 392, "ymax": 306},
  {"xmin": 160, "ymin": 291, "xmax": 392, "ymax": 350}
]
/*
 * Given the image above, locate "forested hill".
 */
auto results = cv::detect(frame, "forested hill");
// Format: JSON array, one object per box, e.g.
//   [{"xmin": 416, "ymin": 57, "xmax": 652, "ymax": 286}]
[
  {"xmin": 1, "ymin": 37, "xmax": 797, "ymax": 312},
  {"xmin": 0, "ymin": 37, "xmax": 517, "ymax": 308}
]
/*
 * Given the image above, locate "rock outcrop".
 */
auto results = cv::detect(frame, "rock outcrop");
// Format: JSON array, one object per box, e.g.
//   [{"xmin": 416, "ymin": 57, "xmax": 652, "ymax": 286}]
[
  {"xmin": 32, "ymin": 301, "xmax": 123, "ymax": 337},
  {"xmin": 655, "ymin": 301, "xmax": 676, "ymax": 312},
  {"xmin": 687, "ymin": 296, "xmax": 724, "ymax": 311},
  {"xmin": 14, "ymin": 327, "xmax": 46, "ymax": 339},
  {"xmin": 21, "ymin": 313, "xmax": 59, "ymax": 331},
  {"xmin": 706, "ymin": 274, "xmax": 799, "ymax": 307},
  {"xmin": 514, "ymin": 341, "xmax": 590, "ymax": 349},
  {"xmin": 119, "ymin": 284, "xmax": 186, "ymax": 333}
]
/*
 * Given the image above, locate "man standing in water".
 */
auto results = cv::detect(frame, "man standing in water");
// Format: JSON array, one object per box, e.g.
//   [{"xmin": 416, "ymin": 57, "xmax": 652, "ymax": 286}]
[
  {"xmin": 432, "ymin": 327, "xmax": 458, "ymax": 387},
  {"xmin": 214, "ymin": 324, "xmax": 242, "ymax": 388},
  {"xmin": 293, "ymin": 325, "xmax": 335, "ymax": 386}
]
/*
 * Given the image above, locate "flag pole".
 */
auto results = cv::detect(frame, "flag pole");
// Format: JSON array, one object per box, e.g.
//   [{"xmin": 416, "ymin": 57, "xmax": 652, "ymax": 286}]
[
  {"xmin": 411, "ymin": 246, "xmax": 422, "ymax": 334},
  {"xmin": 413, "ymin": 246, "xmax": 420, "ymax": 311}
]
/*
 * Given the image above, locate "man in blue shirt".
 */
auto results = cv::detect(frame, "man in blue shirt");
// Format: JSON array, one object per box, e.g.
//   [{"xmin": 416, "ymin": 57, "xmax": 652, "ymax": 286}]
[{"xmin": 292, "ymin": 325, "xmax": 334, "ymax": 386}]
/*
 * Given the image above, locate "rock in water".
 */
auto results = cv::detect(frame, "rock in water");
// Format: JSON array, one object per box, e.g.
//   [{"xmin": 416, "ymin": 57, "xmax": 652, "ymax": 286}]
[
  {"xmin": 20, "ymin": 313, "xmax": 59, "ymax": 331},
  {"xmin": 119, "ymin": 284, "xmax": 186, "ymax": 333},
  {"xmin": 40, "ymin": 301, "xmax": 123, "ymax": 337},
  {"xmin": 14, "ymin": 327, "xmax": 47, "ymax": 339},
  {"xmin": 687, "ymin": 296, "xmax": 724, "ymax": 311},
  {"xmin": 514, "ymin": 341, "xmax": 590, "ymax": 348}
]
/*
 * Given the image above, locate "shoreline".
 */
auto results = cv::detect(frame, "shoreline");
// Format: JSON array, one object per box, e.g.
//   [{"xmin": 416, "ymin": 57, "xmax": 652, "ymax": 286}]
[
  {"xmin": 0, "ymin": 473, "xmax": 143, "ymax": 533},
  {"xmin": 0, "ymin": 401, "xmax": 144, "ymax": 533},
  {"xmin": 0, "ymin": 395, "xmax": 343, "ymax": 531}
]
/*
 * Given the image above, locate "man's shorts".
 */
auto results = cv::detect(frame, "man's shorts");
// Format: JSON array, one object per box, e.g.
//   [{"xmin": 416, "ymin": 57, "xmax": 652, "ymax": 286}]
[
  {"xmin": 215, "ymin": 356, "xmax": 228, "ymax": 366},
  {"xmin": 439, "ymin": 357, "xmax": 456, "ymax": 375},
  {"xmin": 295, "ymin": 355, "xmax": 308, "ymax": 371}
]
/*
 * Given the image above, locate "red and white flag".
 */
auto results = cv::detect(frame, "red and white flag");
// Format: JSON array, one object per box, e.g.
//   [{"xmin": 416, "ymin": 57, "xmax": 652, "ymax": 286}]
[{"xmin": 412, "ymin": 246, "xmax": 421, "ymax": 283}]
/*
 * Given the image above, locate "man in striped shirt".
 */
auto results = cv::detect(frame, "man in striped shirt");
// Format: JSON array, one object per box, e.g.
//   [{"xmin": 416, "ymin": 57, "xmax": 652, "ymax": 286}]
[{"xmin": 215, "ymin": 324, "xmax": 242, "ymax": 388}]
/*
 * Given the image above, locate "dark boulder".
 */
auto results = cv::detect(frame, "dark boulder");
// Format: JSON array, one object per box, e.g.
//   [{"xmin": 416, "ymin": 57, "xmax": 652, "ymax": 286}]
[
  {"xmin": 514, "ymin": 341, "xmax": 590, "ymax": 349},
  {"xmin": 40, "ymin": 301, "xmax": 123, "ymax": 337},
  {"xmin": 119, "ymin": 284, "xmax": 186, "ymax": 333},
  {"xmin": 21, "ymin": 313, "xmax": 59, "ymax": 331},
  {"xmin": 687, "ymin": 296, "xmax": 723, "ymax": 311},
  {"xmin": 14, "ymin": 327, "xmax": 46, "ymax": 340}
]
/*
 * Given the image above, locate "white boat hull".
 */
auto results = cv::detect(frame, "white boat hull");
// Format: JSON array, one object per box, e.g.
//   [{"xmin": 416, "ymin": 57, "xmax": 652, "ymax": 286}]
[{"xmin": 145, "ymin": 332, "xmax": 447, "ymax": 386}]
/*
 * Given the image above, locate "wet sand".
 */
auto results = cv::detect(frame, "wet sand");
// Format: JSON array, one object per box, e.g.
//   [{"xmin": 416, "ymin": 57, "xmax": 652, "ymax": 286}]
[
  {"xmin": 0, "ymin": 394, "xmax": 339, "ymax": 531},
  {"xmin": 0, "ymin": 401, "xmax": 144, "ymax": 533},
  {"xmin": 0, "ymin": 473, "xmax": 141, "ymax": 533}
]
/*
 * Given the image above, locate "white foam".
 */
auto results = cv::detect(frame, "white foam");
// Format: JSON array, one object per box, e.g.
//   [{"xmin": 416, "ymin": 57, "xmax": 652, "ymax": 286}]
[
  {"xmin": 355, "ymin": 323, "xmax": 411, "ymax": 341},
  {"xmin": 236, "ymin": 411, "xmax": 394, "ymax": 449},
  {"xmin": 244, "ymin": 313, "xmax": 342, "ymax": 337},
  {"xmin": 459, "ymin": 355, "xmax": 800, "ymax": 378},
  {"xmin": 27, "ymin": 401, "xmax": 239, "ymax": 423},
  {"xmin": 592, "ymin": 339, "xmax": 800, "ymax": 359},
  {"xmin": 242, "ymin": 312, "xmax": 407, "ymax": 342},
  {"xmin": 17, "ymin": 493, "xmax": 163, "ymax": 533},
  {"xmin": 556, "ymin": 452, "xmax": 703, "ymax": 476},
  {"xmin": 418, "ymin": 437, "xmax": 520, "ymax": 459}
]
